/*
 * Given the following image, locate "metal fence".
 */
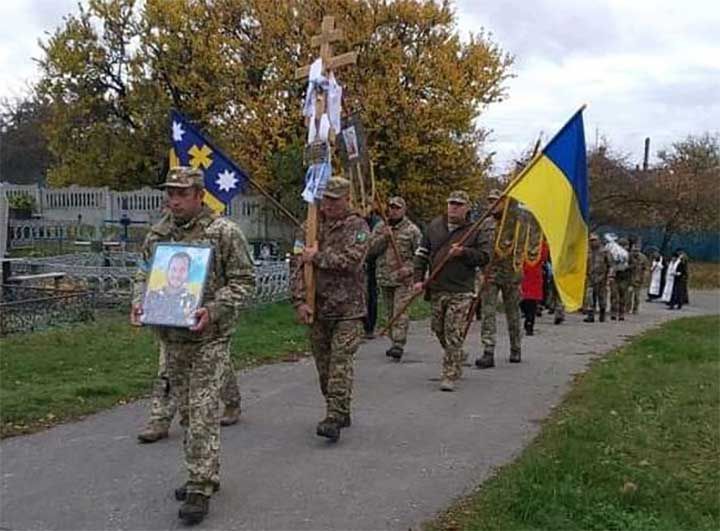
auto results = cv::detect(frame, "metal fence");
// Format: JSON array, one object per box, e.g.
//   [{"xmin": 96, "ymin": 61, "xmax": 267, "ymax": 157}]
[
  {"xmin": 7, "ymin": 253, "xmax": 290, "ymax": 308},
  {"xmin": 0, "ymin": 285, "xmax": 95, "ymax": 335}
]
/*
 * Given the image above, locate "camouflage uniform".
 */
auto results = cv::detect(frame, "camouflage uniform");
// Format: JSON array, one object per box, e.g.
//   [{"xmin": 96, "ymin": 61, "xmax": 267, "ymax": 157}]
[
  {"xmin": 145, "ymin": 344, "xmax": 241, "ymax": 432},
  {"xmin": 291, "ymin": 179, "xmax": 369, "ymax": 427},
  {"xmin": 583, "ymin": 242, "xmax": 611, "ymax": 322},
  {"xmin": 144, "ymin": 287, "xmax": 198, "ymax": 326},
  {"xmin": 479, "ymin": 212, "xmax": 523, "ymax": 362},
  {"xmin": 609, "ymin": 239, "xmax": 633, "ymax": 320},
  {"xmin": 368, "ymin": 203, "xmax": 422, "ymax": 353},
  {"xmin": 133, "ymin": 168, "xmax": 255, "ymax": 498},
  {"xmin": 414, "ymin": 191, "xmax": 491, "ymax": 385},
  {"xmin": 628, "ymin": 249, "xmax": 649, "ymax": 314}
]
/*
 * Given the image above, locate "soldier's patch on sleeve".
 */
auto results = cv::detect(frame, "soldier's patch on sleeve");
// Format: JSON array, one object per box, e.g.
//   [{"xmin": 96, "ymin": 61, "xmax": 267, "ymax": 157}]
[{"xmin": 356, "ymin": 231, "xmax": 368, "ymax": 243}]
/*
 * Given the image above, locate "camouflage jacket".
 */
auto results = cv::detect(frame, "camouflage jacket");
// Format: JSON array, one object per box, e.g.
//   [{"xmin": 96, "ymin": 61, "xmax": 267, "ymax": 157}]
[
  {"xmin": 133, "ymin": 206, "xmax": 255, "ymax": 342},
  {"xmin": 291, "ymin": 210, "xmax": 370, "ymax": 320},
  {"xmin": 630, "ymin": 250, "xmax": 649, "ymax": 285},
  {"xmin": 587, "ymin": 246, "xmax": 612, "ymax": 284},
  {"xmin": 368, "ymin": 217, "xmax": 422, "ymax": 287},
  {"xmin": 414, "ymin": 215, "xmax": 491, "ymax": 294}
]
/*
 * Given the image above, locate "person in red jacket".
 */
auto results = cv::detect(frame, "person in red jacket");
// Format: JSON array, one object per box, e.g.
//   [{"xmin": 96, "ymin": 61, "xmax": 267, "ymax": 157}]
[{"xmin": 520, "ymin": 241, "xmax": 549, "ymax": 336}]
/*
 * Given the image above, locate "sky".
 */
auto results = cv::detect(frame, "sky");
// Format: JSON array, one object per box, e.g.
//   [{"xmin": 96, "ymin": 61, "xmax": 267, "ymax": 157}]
[{"xmin": 1, "ymin": 0, "xmax": 719, "ymax": 173}]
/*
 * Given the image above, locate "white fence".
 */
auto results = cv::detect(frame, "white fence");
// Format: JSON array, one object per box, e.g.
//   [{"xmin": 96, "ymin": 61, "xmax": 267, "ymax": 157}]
[{"xmin": 0, "ymin": 182, "xmax": 295, "ymax": 245}]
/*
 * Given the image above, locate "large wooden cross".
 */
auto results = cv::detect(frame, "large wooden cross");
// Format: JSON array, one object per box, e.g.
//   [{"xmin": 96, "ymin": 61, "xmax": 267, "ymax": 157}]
[{"xmin": 296, "ymin": 16, "xmax": 357, "ymax": 323}]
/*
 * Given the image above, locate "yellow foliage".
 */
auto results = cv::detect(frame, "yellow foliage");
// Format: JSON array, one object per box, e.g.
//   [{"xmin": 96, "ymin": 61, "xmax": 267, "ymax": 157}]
[{"xmin": 37, "ymin": 0, "xmax": 511, "ymax": 220}]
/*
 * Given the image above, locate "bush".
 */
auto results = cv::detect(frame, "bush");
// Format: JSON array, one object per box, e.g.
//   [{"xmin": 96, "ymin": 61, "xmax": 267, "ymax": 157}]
[{"xmin": 8, "ymin": 194, "xmax": 36, "ymax": 212}]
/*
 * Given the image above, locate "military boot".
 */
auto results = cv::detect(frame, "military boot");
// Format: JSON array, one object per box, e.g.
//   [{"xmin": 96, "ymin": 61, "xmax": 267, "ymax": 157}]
[
  {"xmin": 599, "ymin": 309, "xmax": 606, "ymax": 322},
  {"xmin": 337, "ymin": 413, "xmax": 352, "ymax": 428},
  {"xmin": 554, "ymin": 315, "xmax": 564, "ymax": 325},
  {"xmin": 137, "ymin": 425, "xmax": 168, "ymax": 444},
  {"xmin": 583, "ymin": 312, "xmax": 595, "ymax": 323},
  {"xmin": 475, "ymin": 352, "xmax": 495, "ymax": 369},
  {"xmin": 386, "ymin": 346, "xmax": 403, "ymax": 360},
  {"xmin": 440, "ymin": 378, "xmax": 455, "ymax": 392},
  {"xmin": 316, "ymin": 418, "xmax": 340, "ymax": 442},
  {"xmin": 178, "ymin": 493, "xmax": 209, "ymax": 525},
  {"xmin": 175, "ymin": 483, "xmax": 220, "ymax": 502},
  {"xmin": 219, "ymin": 404, "xmax": 241, "ymax": 426},
  {"xmin": 509, "ymin": 350, "xmax": 521, "ymax": 363}
]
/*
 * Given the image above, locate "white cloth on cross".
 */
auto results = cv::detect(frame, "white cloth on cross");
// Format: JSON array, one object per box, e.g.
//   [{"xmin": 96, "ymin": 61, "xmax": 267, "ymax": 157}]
[
  {"xmin": 302, "ymin": 58, "xmax": 342, "ymax": 143},
  {"xmin": 308, "ymin": 113, "xmax": 331, "ymax": 144}
]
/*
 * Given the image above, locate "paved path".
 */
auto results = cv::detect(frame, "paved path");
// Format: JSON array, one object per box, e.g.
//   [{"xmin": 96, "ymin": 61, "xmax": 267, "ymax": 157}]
[{"xmin": 2, "ymin": 291, "xmax": 718, "ymax": 531}]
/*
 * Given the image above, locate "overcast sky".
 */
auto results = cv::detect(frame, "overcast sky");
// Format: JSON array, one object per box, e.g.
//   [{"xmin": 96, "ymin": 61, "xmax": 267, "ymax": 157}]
[{"xmin": 2, "ymin": 0, "xmax": 718, "ymax": 172}]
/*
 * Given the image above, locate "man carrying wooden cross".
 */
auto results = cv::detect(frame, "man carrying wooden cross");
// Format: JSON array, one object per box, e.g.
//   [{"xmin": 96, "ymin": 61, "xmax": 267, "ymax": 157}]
[{"xmin": 292, "ymin": 176, "xmax": 370, "ymax": 442}]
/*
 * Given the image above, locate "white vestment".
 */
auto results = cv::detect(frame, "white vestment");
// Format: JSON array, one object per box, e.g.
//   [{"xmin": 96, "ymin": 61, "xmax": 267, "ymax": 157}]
[
  {"xmin": 660, "ymin": 258, "xmax": 679, "ymax": 302},
  {"xmin": 648, "ymin": 258, "xmax": 663, "ymax": 296}
]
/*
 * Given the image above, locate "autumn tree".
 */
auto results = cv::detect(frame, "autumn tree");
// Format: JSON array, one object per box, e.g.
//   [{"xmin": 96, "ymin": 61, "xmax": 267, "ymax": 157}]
[
  {"xmin": 35, "ymin": 0, "xmax": 511, "ymax": 218},
  {"xmin": 650, "ymin": 133, "xmax": 720, "ymax": 252},
  {"xmin": 0, "ymin": 94, "xmax": 52, "ymax": 184}
]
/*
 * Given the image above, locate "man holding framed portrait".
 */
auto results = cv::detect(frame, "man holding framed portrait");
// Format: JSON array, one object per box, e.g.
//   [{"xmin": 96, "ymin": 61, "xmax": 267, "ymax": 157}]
[{"xmin": 131, "ymin": 166, "xmax": 255, "ymax": 525}]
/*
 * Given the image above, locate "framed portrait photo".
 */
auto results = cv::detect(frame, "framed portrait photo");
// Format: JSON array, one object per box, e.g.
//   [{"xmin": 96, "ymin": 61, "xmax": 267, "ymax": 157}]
[{"xmin": 140, "ymin": 243, "xmax": 213, "ymax": 328}]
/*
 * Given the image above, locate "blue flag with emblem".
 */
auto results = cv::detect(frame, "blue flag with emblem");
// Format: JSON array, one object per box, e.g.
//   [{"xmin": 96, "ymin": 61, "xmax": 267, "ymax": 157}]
[{"xmin": 169, "ymin": 110, "xmax": 249, "ymax": 213}]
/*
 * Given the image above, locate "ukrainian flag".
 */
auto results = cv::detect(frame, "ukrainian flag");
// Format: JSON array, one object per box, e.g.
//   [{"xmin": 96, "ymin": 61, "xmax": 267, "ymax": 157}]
[
  {"xmin": 507, "ymin": 107, "xmax": 588, "ymax": 311},
  {"xmin": 169, "ymin": 110, "xmax": 249, "ymax": 213}
]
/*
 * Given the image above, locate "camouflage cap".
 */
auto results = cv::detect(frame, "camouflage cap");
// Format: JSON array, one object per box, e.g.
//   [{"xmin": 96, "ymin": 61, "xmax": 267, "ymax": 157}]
[
  {"xmin": 388, "ymin": 196, "xmax": 406, "ymax": 208},
  {"xmin": 447, "ymin": 190, "xmax": 470, "ymax": 204},
  {"xmin": 323, "ymin": 176, "xmax": 351, "ymax": 199},
  {"xmin": 618, "ymin": 237, "xmax": 629, "ymax": 246},
  {"xmin": 487, "ymin": 188, "xmax": 503, "ymax": 201},
  {"xmin": 160, "ymin": 166, "xmax": 205, "ymax": 189}
]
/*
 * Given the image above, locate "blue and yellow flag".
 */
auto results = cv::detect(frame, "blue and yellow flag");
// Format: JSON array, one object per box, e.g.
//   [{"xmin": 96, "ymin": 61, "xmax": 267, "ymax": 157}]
[
  {"xmin": 169, "ymin": 110, "xmax": 249, "ymax": 213},
  {"xmin": 507, "ymin": 107, "xmax": 589, "ymax": 311}
]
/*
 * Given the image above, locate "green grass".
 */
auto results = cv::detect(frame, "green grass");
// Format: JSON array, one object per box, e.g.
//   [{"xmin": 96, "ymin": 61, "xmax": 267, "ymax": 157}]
[
  {"xmin": 426, "ymin": 315, "xmax": 720, "ymax": 531},
  {"xmin": 0, "ymin": 303, "xmax": 307, "ymax": 437},
  {"xmin": 0, "ymin": 297, "xmax": 431, "ymax": 438}
]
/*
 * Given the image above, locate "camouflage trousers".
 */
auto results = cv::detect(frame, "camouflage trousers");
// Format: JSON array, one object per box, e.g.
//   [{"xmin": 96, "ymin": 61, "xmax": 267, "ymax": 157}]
[
  {"xmin": 584, "ymin": 281, "xmax": 607, "ymax": 315},
  {"xmin": 610, "ymin": 275, "xmax": 631, "ymax": 317},
  {"xmin": 430, "ymin": 291, "xmax": 474, "ymax": 381},
  {"xmin": 480, "ymin": 280, "xmax": 521, "ymax": 355},
  {"xmin": 627, "ymin": 282, "xmax": 643, "ymax": 314},
  {"xmin": 310, "ymin": 319, "xmax": 362, "ymax": 420},
  {"xmin": 380, "ymin": 284, "xmax": 414, "ymax": 348},
  {"xmin": 147, "ymin": 341, "xmax": 240, "ymax": 430},
  {"xmin": 163, "ymin": 337, "xmax": 228, "ymax": 497}
]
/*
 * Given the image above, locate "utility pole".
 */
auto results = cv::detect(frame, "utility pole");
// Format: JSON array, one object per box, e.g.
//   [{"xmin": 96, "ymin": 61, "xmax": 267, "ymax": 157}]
[{"xmin": 643, "ymin": 137, "xmax": 650, "ymax": 171}]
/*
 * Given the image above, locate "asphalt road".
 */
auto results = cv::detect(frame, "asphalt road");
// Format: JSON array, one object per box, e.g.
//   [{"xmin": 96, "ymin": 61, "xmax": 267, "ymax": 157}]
[{"xmin": 1, "ymin": 291, "xmax": 717, "ymax": 531}]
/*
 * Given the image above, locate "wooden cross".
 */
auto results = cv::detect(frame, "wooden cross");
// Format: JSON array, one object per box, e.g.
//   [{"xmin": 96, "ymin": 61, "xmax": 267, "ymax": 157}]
[
  {"xmin": 296, "ymin": 16, "xmax": 357, "ymax": 323},
  {"xmin": 295, "ymin": 16, "xmax": 357, "ymax": 80}
]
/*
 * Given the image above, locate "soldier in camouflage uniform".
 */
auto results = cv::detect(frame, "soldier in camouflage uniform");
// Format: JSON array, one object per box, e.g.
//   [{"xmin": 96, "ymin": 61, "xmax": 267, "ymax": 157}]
[
  {"xmin": 609, "ymin": 237, "xmax": 633, "ymax": 321},
  {"xmin": 414, "ymin": 190, "xmax": 491, "ymax": 391},
  {"xmin": 583, "ymin": 233, "xmax": 611, "ymax": 322},
  {"xmin": 292, "ymin": 177, "xmax": 369, "ymax": 443},
  {"xmin": 368, "ymin": 196, "xmax": 422, "ymax": 360},
  {"xmin": 627, "ymin": 236, "xmax": 649, "ymax": 314},
  {"xmin": 138, "ymin": 251, "xmax": 242, "ymax": 444},
  {"xmin": 476, "ymin": 189, "xmax": 523, "ymax": 368},
  {"xmin": 131, "ymin": 167, "xmax": 255, "ymax": 525}
]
